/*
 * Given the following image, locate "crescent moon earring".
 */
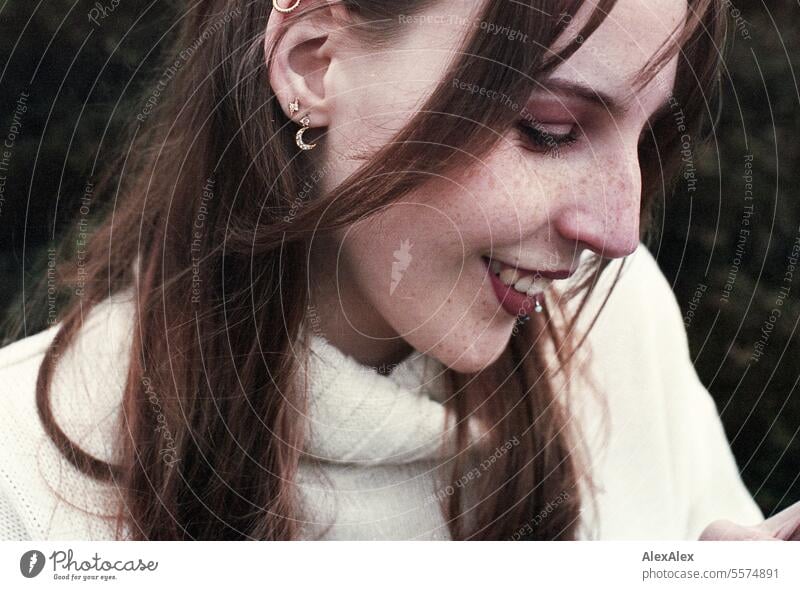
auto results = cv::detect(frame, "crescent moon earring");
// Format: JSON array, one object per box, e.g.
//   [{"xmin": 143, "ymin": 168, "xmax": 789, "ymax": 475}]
[
  {"xmin": 295, "ymin": 113, "xmax": 317, "ymax": 151},
  {"xmin": 273, "ymin": 0, "xmax": 301, "ymax": 13}
]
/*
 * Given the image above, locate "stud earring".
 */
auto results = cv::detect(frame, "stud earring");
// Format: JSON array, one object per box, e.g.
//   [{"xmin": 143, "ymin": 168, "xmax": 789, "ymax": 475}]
[
  {"xmin": 288, "ymin": 97, "xmax": 300, "ymax": 116},
  {"xmin": 295, "ymin": 113, "xmax": 317, "ymax": 151},
  {"xmin": 273, "ymin": 0, "xmax": 301, "ymax": 13}
]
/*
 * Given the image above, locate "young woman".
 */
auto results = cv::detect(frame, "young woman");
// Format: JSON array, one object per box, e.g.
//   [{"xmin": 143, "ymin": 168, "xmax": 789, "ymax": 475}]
[{"xmin": 0, "ymin": 0, "xmax": 797, "ymax": 541}]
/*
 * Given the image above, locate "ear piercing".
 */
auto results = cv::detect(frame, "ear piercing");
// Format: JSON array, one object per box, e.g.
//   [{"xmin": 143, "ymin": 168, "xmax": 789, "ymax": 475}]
[
  {"xmin": 273, "ymin": 0, "xmax": 301, "ymax": 13},
  {"xmin": 287, "ymin": 97, "xmax": 318, "ymax": 151},
  {"xmin": 295, "ymin": 115, "xmax": 317, "ymax": 151}
]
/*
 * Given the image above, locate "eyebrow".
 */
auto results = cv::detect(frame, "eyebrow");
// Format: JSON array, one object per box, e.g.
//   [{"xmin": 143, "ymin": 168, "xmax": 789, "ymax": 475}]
[{"xmin": 533, "ymin": 76, "xmax": 671, "ymax": 121}]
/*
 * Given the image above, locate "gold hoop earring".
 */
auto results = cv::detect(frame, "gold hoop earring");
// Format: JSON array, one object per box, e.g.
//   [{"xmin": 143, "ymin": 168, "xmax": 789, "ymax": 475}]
[
  {"xmin": 273, "ymin": 0, "xmax": 301, "ymax": 13},
  {"xmin": 295, "ymin": 114, "xmax": 317, "ymax": 151}
]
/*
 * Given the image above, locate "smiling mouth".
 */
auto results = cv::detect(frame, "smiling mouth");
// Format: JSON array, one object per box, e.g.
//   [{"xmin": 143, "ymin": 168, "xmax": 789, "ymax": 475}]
[{"xmin": 482, "ymin": 256, "xmax": 573, "ymax": 296}]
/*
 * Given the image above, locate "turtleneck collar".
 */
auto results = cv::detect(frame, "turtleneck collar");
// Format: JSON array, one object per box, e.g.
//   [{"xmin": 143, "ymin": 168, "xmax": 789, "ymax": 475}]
[
  {"xmin": 300, "ymin": 333, "xmax": 486, "ymax": 466},
  {"xmin": 50, "ymin": 289, "xmax": 488, "ymax": 480}
]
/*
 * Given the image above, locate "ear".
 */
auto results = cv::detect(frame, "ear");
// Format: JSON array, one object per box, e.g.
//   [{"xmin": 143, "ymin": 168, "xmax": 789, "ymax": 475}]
[{"xmin": 264, "ymin": 1, "xmax": 350, "ymax": 129}]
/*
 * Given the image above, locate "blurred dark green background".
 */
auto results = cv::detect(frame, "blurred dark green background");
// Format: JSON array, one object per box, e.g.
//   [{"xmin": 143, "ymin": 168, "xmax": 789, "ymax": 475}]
[{"xmin": 0, "ymin": 1, "xmax": 798, "ymax": 518}]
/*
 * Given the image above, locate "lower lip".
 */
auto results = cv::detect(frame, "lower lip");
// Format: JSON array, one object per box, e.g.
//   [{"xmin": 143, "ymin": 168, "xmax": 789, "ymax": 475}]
[{"xmin": 483, "ymin": 258, "xmax": 540, "ymax": 318}]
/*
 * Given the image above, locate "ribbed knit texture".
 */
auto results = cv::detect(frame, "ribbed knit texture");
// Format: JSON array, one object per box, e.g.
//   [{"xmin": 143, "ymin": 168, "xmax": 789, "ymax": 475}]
[{"xmin": 0, "ymin": 243, "xmax": 764, "ymax": 540}]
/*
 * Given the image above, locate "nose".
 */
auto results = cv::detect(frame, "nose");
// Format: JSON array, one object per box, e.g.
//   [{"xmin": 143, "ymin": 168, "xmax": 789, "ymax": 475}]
[{"xmin": 552, "ymin": 152, "xmax": 642, "ymax": 260}]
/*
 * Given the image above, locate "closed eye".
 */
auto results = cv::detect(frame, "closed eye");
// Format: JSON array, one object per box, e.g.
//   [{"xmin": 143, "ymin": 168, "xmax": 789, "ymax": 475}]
[{"xmin": 516, "ymin": 119, "xmax": 579, "ymax": 158}]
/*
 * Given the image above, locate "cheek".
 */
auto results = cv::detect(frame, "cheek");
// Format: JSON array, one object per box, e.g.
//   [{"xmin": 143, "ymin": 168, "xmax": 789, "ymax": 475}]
[
  {"xmin": 336, "ymin": 143, "xmax": 579, "ymax": 281},
  {"xmin": 421, "ymin": 146, "xmax": 562, "ymax": 245},
  {"xmin": 317, "ymin": 86, "xmax": 419, "ymax": 196},
  {"xmin": 334, "ymin": 149, "xmax": 545, "ymax": 303},
  {"xmin": 337, "ymin": 200, "xmax": 467, "ymax": 297},
  {"xmin": 320, "ymin": 57, "xmax": 451, "ymax": 195},
  {"xmin": 331, "ymin": 149, "xmax": 570, "ymax": 371},
  {"xmin": 340, "ymin": 145, "xmax": 562, "ymax": 271}
]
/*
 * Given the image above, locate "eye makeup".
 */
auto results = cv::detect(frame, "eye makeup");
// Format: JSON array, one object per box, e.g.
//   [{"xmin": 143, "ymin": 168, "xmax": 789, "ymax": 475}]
[{"xmin": 515, "ymin": 118, "xmax": 579, "ymax": 157}]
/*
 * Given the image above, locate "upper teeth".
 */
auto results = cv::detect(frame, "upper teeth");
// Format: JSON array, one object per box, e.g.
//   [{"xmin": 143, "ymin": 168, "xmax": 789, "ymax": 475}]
[{"xmin": 490, "ymin": 259, "xmax": 550, "ymax": 295}]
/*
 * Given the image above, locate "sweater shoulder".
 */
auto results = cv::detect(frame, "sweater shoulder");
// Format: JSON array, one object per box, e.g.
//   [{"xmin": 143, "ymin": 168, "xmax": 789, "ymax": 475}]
[
  {"xmin": 0, "ymin": 289, "xmax": 137, "ymax": 540},
  {"xmin": 598, "ymin": 242, "xmax": 682, "ymax": 324},
  {"xmin": 0, "ymin": 288, "xmax": 137, "ymax": 423},
  {"xmin": 569, "ymin": 243, "xmax": 762, "ymax": 538},
  {"xmin": 556, "ymin": 241, "xmax": 687, "ymax": 365},
  {"xmin": 0, "ymin": 324, "xmax": 59, "ymax": 382},
  {"xmin": 0, "ymin": 476, "xmax": 30, "ymax": 540}
]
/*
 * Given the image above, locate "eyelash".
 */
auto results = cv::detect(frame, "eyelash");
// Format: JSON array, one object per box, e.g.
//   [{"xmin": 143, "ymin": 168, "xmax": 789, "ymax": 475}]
[{"xmin": 516, "ymin": 120, "xmax": 579, "ymax": 158}]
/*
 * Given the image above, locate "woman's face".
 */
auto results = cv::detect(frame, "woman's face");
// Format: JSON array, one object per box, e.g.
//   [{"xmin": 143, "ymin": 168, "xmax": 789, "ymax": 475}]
[{"xmin": 301, "ymin": 0, "xmax": 685, "ymax": 372}]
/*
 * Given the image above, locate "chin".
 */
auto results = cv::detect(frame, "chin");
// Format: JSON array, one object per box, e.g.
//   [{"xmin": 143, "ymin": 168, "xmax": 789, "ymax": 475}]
[{"xmin": 431, "ymin": 323, "xmax": 512, "ymax": 374}]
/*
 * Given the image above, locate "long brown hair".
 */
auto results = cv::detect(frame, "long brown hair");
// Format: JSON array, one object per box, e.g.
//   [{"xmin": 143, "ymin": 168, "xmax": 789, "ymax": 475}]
[{"xmin": 30, "ymin": 0, "xmax": 725, "ymax": 540}]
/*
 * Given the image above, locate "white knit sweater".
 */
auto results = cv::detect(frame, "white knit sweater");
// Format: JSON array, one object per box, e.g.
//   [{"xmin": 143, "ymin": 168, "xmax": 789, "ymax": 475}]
[{"xmin": 0, "ymin": 243, "xmax": 764, "ymax": 540}]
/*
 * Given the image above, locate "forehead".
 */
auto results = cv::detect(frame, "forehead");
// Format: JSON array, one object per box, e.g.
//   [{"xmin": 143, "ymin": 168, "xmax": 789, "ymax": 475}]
[{"xmin": 550, "ymin": 0, "xmax": 688, "ymax": 108}]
